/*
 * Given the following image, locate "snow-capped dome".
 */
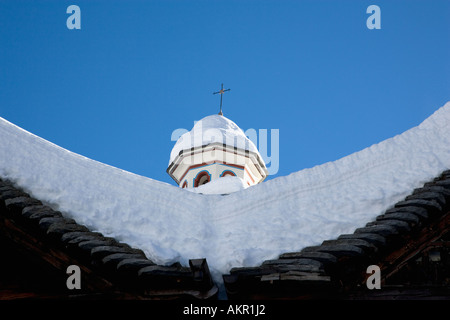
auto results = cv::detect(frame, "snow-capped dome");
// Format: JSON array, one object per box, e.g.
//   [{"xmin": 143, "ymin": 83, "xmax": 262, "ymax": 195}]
[
  {"xmin": 169, "ymin": 114, "xmax": 258, "ymax": 166},
  {"xmin": 167, "ymin": 113, "xmax": 269, "ymax": 190}
]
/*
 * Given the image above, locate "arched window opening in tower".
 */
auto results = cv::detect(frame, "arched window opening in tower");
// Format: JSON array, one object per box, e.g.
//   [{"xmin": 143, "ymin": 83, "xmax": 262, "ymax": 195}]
[{"xmin": 194, "ymin": 171, "xmax": 211, "ymax": 187}]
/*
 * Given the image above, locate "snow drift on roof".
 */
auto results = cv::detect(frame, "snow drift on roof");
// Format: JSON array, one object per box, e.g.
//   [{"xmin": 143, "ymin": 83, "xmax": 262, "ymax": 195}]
[{"xmin": 186, "ymin": 175, "xmax": 248, "ymax": 195}]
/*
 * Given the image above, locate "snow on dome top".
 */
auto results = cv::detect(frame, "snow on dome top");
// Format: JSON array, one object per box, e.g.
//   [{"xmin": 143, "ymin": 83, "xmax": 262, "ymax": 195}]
[
  {"xmin": 185, "ymin": 175, "xmax": 248, "ymax": 195},
  {"xmin": 169, "ymin": 114, "xmax": 258, "ymax": 165}
]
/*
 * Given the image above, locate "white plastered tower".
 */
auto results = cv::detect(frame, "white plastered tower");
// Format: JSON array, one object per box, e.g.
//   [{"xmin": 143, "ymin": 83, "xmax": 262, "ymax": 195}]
[{"xmin": 167, "ymin": 114, "xmax": 268, "ymax": 190}]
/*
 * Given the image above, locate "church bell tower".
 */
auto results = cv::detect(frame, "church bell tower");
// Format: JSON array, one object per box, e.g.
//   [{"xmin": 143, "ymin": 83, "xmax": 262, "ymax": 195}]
[{"xmin": 167, "ymin": 85, "xmax": 268, "ymax": 190}]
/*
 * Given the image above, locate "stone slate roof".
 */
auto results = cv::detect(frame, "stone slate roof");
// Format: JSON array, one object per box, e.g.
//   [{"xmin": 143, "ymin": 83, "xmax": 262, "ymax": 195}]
[
  {"xmin": 0, "ymin": 178, "xmax": 218, "ymax": 300},
  {"xmin": 223, "ymin": 170, "xmax": 450, "ymax": 299},
  {"xmin": 3, "ymin": 169, "xmax": 450, "ymax": 300}
]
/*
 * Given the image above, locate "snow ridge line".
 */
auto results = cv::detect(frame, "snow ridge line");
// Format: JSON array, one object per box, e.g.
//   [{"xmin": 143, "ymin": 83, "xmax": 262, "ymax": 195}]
[{"xmin": 210, "ymin": 156, "xmax": 399, "ymax": 222}]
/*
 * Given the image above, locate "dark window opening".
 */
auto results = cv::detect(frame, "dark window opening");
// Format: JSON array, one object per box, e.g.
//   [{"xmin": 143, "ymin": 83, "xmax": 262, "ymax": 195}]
[{"xmin": 194, "ymin": 171, "xmax": 211, "ymax": 187}]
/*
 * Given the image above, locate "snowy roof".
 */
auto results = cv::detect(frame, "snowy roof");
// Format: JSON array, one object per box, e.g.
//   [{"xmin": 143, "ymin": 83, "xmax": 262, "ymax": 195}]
[
  {"xmin": 169, "ymin": 114, "xmax": 259, "ymax": 166},
  {"xmin": 223, "ymin": 170, "xmax": 450, "ymax": 299},
  {"xmin": 0, "ymin": 178, "xmax": 218, "ymax": 299},
  {"xmin": 0, "ymin": 101, "xmax": 449, "ymax": 295}
]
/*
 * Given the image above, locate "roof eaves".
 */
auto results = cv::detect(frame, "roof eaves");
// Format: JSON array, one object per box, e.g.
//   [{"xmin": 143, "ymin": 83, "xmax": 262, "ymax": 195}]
[{"xmin": 0, "ymin": 178, "xmax": 218, "ymax": 300}]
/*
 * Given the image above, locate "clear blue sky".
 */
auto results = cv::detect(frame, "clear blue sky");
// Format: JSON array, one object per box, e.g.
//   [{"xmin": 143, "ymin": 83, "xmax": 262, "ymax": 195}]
[{"xmin": 1, "ymin": 0, "xmax": 449, "ymax": 186}]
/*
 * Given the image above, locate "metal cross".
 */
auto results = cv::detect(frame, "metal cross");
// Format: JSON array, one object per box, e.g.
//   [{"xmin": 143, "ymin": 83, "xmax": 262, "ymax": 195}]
[{"xmin": 213, "ymin": 83, "xmax": 230, "ymax": 116}]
